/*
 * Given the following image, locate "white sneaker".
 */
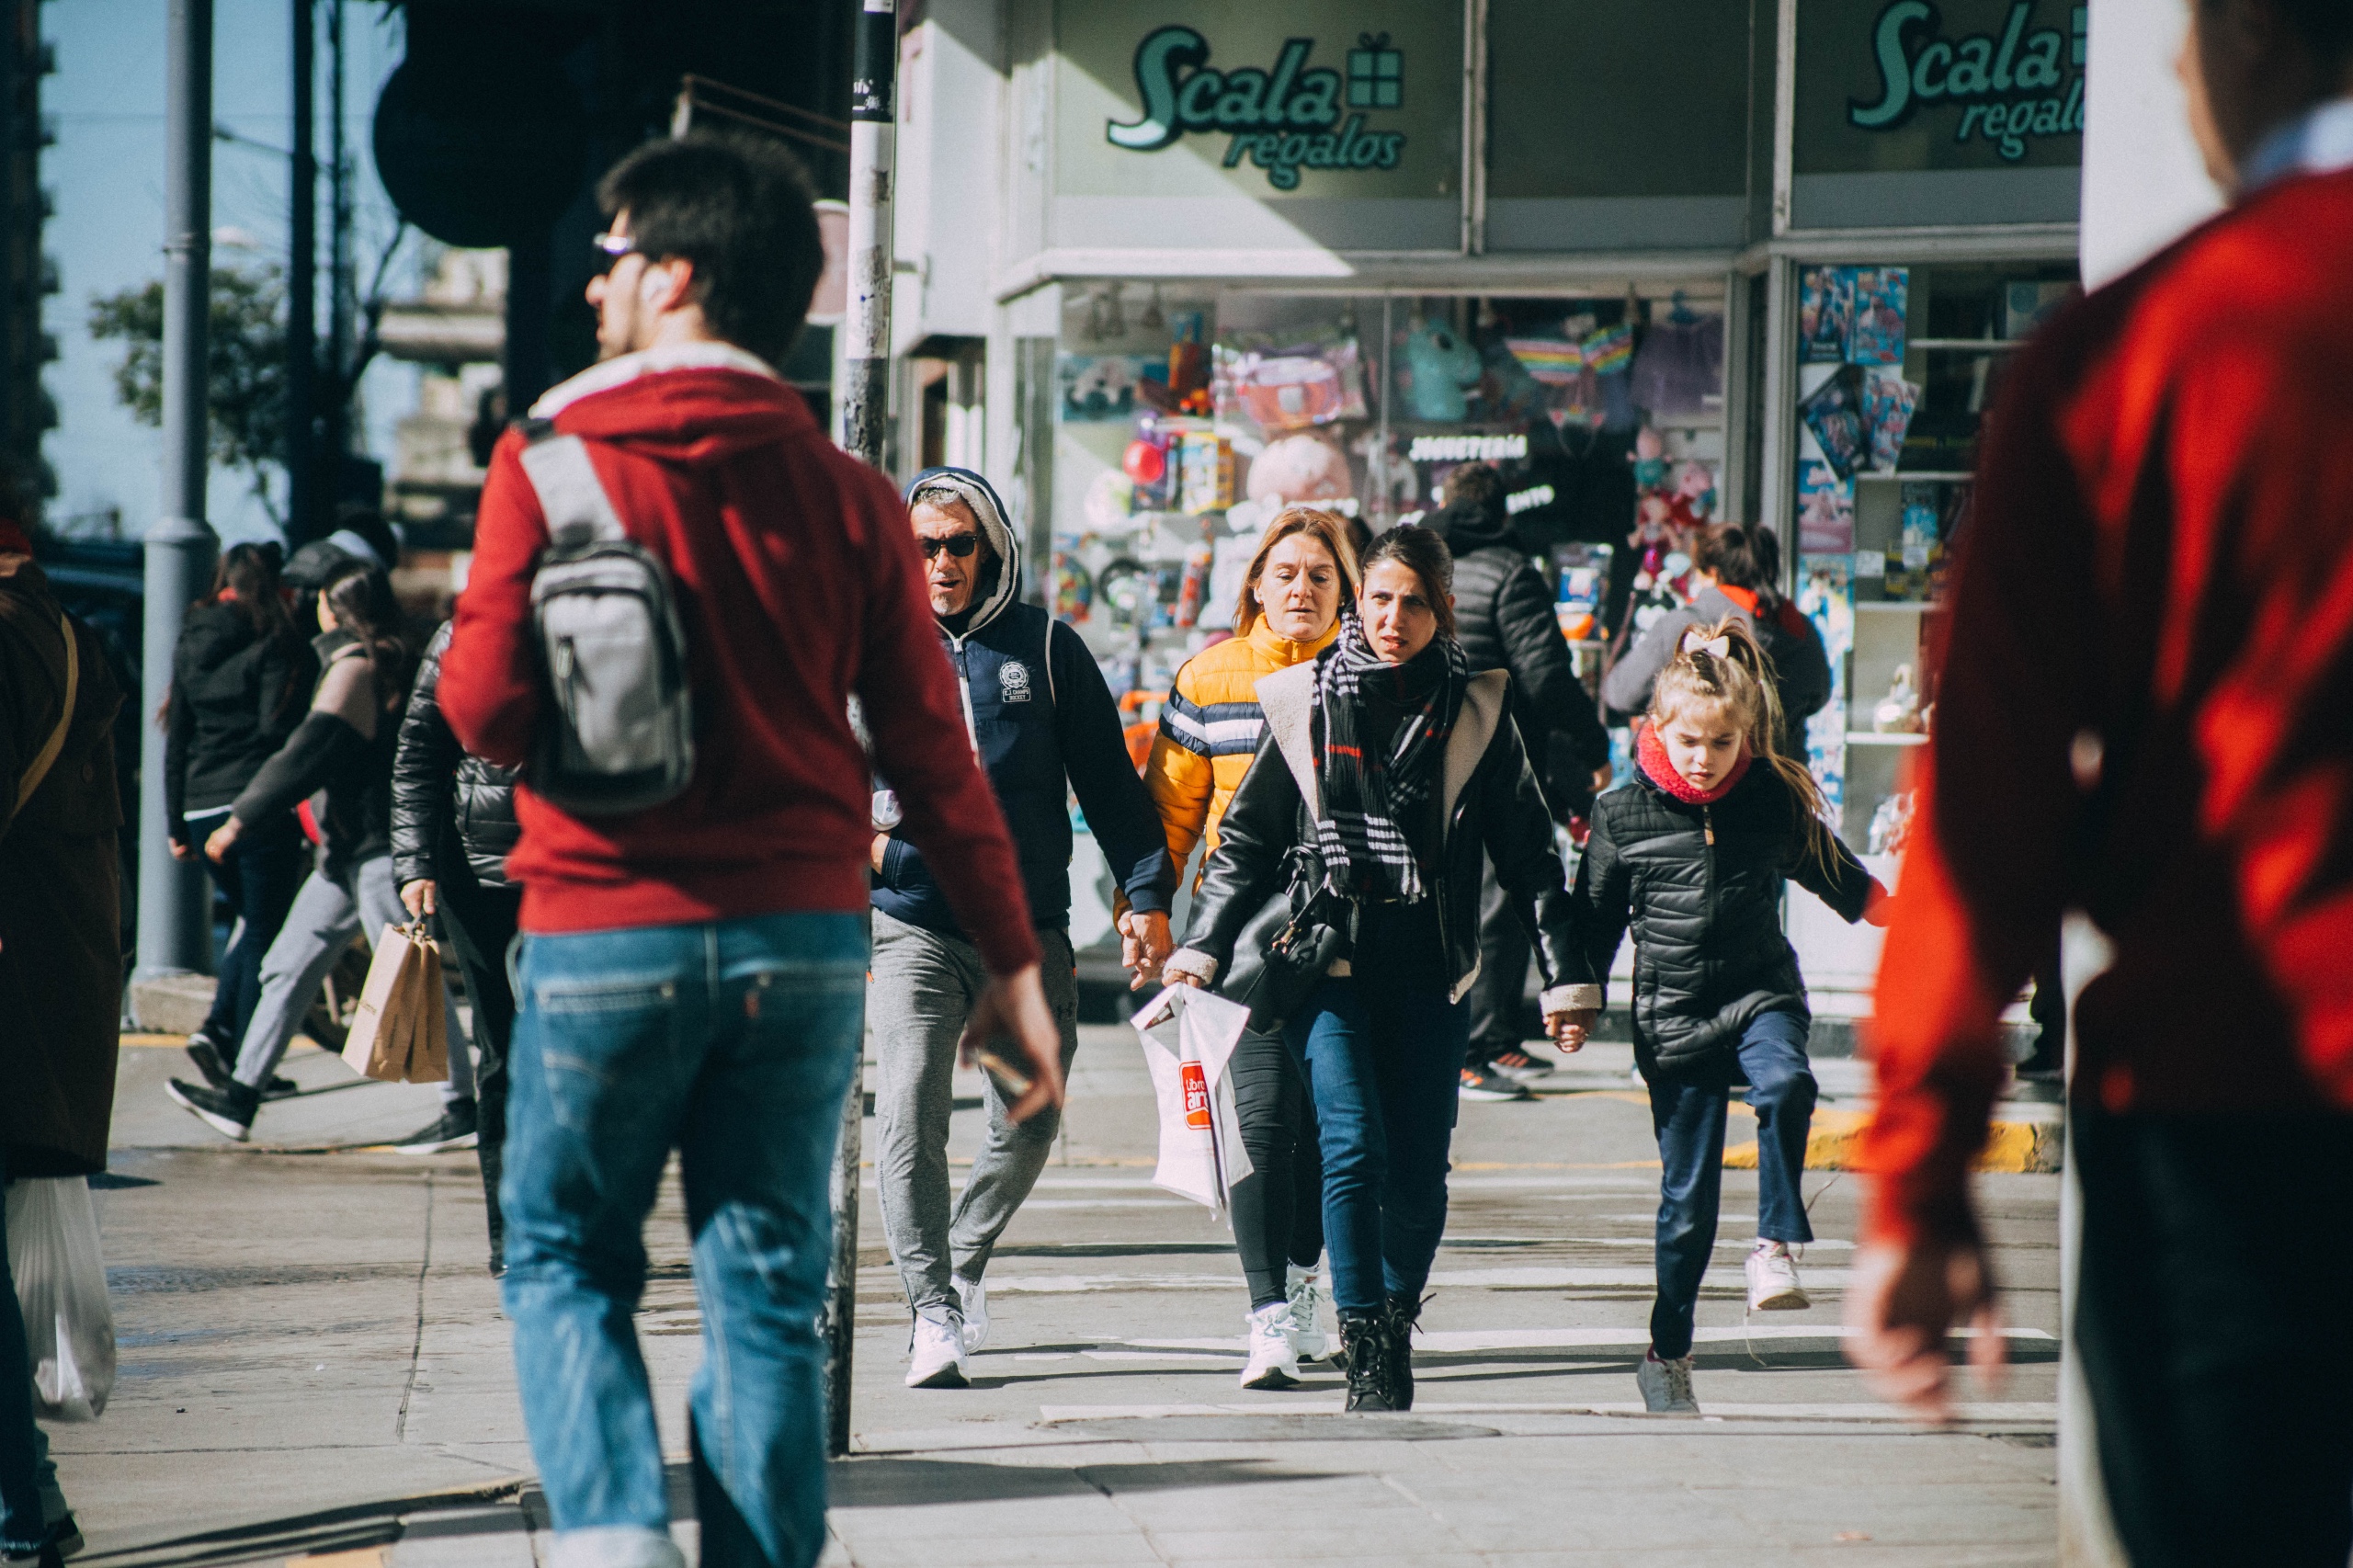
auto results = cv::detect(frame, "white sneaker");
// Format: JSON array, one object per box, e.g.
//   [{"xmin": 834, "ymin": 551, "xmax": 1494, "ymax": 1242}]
[
  {"xmin": 952, "ymin": 1273, "xmax": 990, "ymax": 1352},
  {"xmin": 1285, "ymin": 1263, "xmax": 1333, "ymax": 1362},
  {"xmin": 1241, "ymin": 1301, "xmax": 1302, "ymax": 1390},
  {"xmin": 1636, "ymin": 1349, "xmax": 1699, "ymax": 1414},
  {"xmin": 905, "ymin": 1313, "xmax": 970, "ymax": 1388},
  {"xmin": 1745, "ymin": 1240, "xmax": 1810, "ymax": 1311}
]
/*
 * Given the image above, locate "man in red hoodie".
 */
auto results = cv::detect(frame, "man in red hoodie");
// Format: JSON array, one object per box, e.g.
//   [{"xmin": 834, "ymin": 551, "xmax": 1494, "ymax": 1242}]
[
  {"xmin": 1848, "ymin": 4, "xmax": 2353, "ymax": 1563},
  {"xmin": 438, "ymin": 134, "xmax": 1060, "ymax": 1568}
]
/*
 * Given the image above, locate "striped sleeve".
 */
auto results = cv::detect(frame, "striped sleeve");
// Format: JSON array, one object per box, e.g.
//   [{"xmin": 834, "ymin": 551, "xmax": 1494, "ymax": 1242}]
[{"xmin": 1159, "ymin": 688, "xmax": 1267, "ymax": 758}]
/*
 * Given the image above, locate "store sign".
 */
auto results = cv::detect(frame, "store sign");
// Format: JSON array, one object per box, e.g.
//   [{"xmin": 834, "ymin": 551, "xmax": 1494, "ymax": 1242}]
[
  {"xmin": 1105, "ymin": 26, "xmax": 1410, "ymax": 189},
  {"xmin": 1846, "ymin": 1, "xmax": 2086, "ymax": 160}
]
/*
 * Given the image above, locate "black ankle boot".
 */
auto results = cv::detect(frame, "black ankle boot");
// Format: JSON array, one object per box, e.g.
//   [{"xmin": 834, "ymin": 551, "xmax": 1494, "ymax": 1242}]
[
  {"xmin": 1338, "ymin": 1310, "xmax": 1393, "ymax": 1412},
  {"xmin": 1383, "ymin": 1292, "xmax": 1427, "ymax": 1411}
]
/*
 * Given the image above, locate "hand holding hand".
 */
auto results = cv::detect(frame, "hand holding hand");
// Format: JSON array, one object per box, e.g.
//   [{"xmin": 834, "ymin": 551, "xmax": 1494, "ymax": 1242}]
[
  {"xmin": 400, "ymin": 879, "xmax": 438, "ymax": 920},
  {"xmin": 1119, "ymin": 910, "xmax": 1175, "ymax": 991},
  {"xmin": 1844, "ymin": 1236, "xmax": 2006, "ymax": 1425},
  {"xmin": 958, "ymin": 963, "xmax": 1066, "ymax": 1125},
  {"xmin": 169, "ymin": 837, "xmax": 194, "ymax": 863},
  {"xmin": 1863, "ymin": 880, "xmax": 1895, "ymax": 927},
  {"xmin": 203, "ymin": 817, "xmax": 244, "ymax": 863},
  {"xmin": 1545, "ymin": 1006, "xmax": 1599, "ymax": 1051}
]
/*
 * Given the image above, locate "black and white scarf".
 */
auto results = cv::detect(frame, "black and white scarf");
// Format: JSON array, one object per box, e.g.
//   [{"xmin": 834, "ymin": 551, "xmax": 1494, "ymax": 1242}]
[{"xmin": 1310, "ymin": 613, "xmax": 1472, "ymax": 903}]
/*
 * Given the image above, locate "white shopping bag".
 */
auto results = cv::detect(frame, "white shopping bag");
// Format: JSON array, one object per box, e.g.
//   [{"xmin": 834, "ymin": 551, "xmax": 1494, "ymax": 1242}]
[
  {"xmin": 6, "ymin": 1176, "xmax": 117, "ymax": 1422},
  {"xmin": 1131, "ymin": 983, "xmax": 1255, "ymax": 1219}
]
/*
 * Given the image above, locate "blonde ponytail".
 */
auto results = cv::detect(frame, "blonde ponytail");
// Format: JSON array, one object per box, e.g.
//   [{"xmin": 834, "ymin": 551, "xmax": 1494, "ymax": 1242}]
[{"xmin": 1650, "ymin": 615, "xmax": 1838, "ymax": 872}]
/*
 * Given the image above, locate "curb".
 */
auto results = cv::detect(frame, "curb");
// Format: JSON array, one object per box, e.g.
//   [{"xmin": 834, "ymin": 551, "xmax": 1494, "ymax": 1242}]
[{"xmin": 1723, "ymin": 1108, "xmax": 2064, "ymax": 1174}]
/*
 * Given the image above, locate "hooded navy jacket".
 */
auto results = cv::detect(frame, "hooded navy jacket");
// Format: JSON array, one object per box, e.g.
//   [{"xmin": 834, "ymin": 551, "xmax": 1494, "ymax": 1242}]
[{"xmin": 871, "ymin": 467, "xmax": 1173, "ymax": 938}]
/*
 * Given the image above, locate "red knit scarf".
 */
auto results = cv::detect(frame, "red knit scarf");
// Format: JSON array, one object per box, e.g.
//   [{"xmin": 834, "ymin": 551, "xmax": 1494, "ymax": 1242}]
[{"xmin": 1636, "ymin": 721, "xmax": 1752, "ymax": 805}]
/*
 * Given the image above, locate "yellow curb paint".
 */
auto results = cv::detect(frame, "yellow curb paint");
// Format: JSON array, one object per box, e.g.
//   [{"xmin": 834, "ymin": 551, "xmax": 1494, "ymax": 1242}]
[
  {"xmin": 1723, "ymin": 1108, "xmax": 2062, "ymax": 1174},
  {"xmin": 120, "ymin": 1033, "xmax": 339, "ymax": 1051},
  {"xmin": 288, "ymin": 1550, "xmax": 387, "ymax": 1568}
]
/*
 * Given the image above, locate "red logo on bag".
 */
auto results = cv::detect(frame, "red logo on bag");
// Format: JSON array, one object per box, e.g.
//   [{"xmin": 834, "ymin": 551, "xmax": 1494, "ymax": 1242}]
[{"xmin": 1181, "ymin": 1061, "xmax": 1211, "ymax": 1130}]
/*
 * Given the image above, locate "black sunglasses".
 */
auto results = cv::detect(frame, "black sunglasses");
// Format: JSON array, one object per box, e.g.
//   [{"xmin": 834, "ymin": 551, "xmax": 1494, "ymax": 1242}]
[{"xmin": 919, "ymin": 534, "xmax": 982, "ymax": 560}]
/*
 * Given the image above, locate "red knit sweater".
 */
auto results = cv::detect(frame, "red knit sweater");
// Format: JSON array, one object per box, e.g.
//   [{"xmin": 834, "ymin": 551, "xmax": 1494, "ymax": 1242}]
[
  {"xmin": 1861, "ymin": 167, "xmax": 2353, "ymax": 1245},
  {"xmin": 439, "ymin": 346, "xmax": 1039, "ymax": 976}
]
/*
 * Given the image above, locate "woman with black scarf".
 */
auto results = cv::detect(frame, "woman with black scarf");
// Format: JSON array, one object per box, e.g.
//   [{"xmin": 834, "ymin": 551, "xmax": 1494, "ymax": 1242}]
[{"xmin": 1165, "ymin": 526, "xmax": 1601, "ymax": 1412}]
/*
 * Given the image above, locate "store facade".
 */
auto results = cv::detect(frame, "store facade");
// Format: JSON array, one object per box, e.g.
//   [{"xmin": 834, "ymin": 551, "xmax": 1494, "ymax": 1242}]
[{"xmin": 883, "ymin": 0, "xmax": 2083, "ymax": 985}]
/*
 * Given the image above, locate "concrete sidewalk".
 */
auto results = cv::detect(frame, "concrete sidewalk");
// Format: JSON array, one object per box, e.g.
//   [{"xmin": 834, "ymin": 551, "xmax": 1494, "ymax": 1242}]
[{"xmin": 60, "ymin": 1030, "xmax": 2060, "ymax": 1566}]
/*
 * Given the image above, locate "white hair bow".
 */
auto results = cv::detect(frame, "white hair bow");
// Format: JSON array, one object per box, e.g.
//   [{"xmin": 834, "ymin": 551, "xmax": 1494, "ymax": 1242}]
[{"xmin": 1681, "ymin": 630, "xmax": 1731, "ymax": 659}]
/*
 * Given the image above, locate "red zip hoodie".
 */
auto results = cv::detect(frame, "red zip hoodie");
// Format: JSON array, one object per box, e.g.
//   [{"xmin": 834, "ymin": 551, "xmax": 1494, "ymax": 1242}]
[
  {"xmin": 439, "ymin": 343, "xmax": 1040, "ymax": 976},
  {"xmin": 1861, "ymin": 166, "xmax": 2353, "ymax": 1246}
]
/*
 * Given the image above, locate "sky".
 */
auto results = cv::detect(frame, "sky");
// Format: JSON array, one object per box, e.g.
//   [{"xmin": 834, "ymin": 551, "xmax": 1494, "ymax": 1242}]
[{"xmin": 41, "ymin": 0, "xmax": 425, "ymax": 546}]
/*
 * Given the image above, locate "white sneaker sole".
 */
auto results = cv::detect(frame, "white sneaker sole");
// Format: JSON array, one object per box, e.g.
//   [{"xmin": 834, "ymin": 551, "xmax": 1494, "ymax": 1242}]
[
  {"xmin": 393, "ymin": 1131, "xmax": 480, "ymax": 1155},
  {"xmin": 165, "ymin": 1081, "xmax": 251, "ymax": 1142},
  {"xmin": 1748, "ymin": 1284, "xmax": 1810, "ymax": 1311},
  {"xmin": 905, "ymin": 1360, "xmax": 970, "ymax": 1389},
  {"xmin": 1241, "ymin": 1361, "xmax": 1302, "ymax": 1391}
]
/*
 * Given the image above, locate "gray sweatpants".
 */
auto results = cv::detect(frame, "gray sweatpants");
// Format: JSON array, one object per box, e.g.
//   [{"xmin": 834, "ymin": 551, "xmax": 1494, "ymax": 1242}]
[
  {"xmin": 870, "ymin": 909, "xmax": 1078, "ymax": 1321},
  {"xmin": 233, "ymin": 853, "xmax": 474, "ymax": 1104}
]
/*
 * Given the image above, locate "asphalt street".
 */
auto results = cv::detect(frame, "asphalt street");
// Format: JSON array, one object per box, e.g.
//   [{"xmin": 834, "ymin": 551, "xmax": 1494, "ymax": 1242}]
[{"xmin": 55, "ymin": 1024, "xmax": 2061, "ymax": 1567}]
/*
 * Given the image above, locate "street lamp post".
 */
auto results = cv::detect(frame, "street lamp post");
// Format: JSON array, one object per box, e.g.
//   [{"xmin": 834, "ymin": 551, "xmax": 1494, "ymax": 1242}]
[
  {"xmin": 133, "ymin": 0, "xmax": 219, "ymax": 1009},
  {"xmin": 826, "ymin": 0, "xmax": 899, "ymax": 1464}
]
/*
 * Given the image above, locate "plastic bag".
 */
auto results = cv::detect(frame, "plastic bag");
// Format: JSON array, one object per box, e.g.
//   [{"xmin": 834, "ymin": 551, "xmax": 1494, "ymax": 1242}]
[
  {"xmin": 1131, "ymin": 984, "xmax": 1255, "ymax": 1219},
  {"xmin": 6, "ymin": 1176, "xmax": 116, "ymax": 1422}
]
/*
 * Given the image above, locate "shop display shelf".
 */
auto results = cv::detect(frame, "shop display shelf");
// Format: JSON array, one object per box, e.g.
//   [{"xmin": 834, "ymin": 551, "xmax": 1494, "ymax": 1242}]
[
  {"xmin": 1906, "ymin": 338, "xmax": 2029, "ymax": 352},
  {"xmin": 1857, "ymin": 470, "xmax": 1973, "ymax": 483},
  {"xmin": 1845, "ymin": 731, "xmax": 1928, "ymax": 746},
  {"xmin": 1854, "ymin": 599, "xmax": 1934, "ymax": 613}
]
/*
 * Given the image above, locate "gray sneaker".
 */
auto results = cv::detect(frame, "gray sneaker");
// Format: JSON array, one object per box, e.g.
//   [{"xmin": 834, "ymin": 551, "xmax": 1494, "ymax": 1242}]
[{"xmin": 1637, "ymin": 1349, "xmax": 1699, "ymax": 1414}]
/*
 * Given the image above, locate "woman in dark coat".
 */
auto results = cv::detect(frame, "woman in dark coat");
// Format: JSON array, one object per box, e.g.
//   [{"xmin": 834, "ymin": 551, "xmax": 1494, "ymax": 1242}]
[{"xmin": 165, "ymin": 543, "xmax": 317, "ymax": 1078}]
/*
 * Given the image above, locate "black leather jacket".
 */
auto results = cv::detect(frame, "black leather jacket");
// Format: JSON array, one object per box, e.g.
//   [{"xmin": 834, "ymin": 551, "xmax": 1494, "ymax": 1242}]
[
  {"xmin": 1169, "ymin": 662, "xmax": 1599, "ymax": 1013},
  {"xmin": 391, "ymin": 621, "xmax": 520, "ymax": 890}
]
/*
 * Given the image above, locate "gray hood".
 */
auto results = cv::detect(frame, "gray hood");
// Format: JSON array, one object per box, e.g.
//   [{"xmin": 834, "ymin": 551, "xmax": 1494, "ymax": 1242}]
[{"xmin": 904, "ymin": 466, "xmax": 1020, "ymax": 637}]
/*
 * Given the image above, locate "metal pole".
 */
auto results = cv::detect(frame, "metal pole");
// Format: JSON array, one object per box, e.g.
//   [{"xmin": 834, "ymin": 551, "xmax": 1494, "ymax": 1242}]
[
  {"xmin": 322, "ymin": 0, "xmax": 348, "ymax": 494},
  {"xmin": 134, "ymin": 0, "xmax": 218, "ymax": 1005},
  {"xmin": 826, "ymin": 0, "xmax": 898, "ymax": 1462},
  {"xmin": 285, "ymin": 0, "xmax": 315, "ymax": 540}
]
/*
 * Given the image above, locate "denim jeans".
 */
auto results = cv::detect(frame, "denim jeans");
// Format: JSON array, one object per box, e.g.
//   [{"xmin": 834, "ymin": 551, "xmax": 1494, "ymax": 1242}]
[
  {"xmin": 501, "ymin": 912, "xmax": 867, "ymax": 1568},
  {"xmin": 199, "ymin": 810, "xmax": 307, "ymax": 1048},
  {"xmin": 2073, "ymin": 1108, "xmax": 2353, "ymax": 1568},
  {"xmin": 1646, "ymin": 1008, "xmax": 1816, "ymax": 1359},
  {"xmin": 1285, "ymin": 976, "xmax": 1470, "ymax": 1315}
]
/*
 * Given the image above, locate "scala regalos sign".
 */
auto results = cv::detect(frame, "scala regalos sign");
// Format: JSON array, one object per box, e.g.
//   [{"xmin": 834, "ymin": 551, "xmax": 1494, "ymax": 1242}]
[
  {"xmin": 1107, "ymin": 26, "xmax": 1409, "ymax": 190},
  {"xmin": 1847, "ymin": 1, "xmax": 2086, "ymax": 160}
]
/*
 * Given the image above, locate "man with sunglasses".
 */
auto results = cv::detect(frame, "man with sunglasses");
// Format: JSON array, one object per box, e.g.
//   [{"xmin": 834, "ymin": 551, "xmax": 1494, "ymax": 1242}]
[
  {"xmin": 867, "ymin": 465, "xmax": 1176, "ymax": 1390},
  {"xmin": 438, "ymin": 135, "xmax": 1063, "ymax": 1568}
]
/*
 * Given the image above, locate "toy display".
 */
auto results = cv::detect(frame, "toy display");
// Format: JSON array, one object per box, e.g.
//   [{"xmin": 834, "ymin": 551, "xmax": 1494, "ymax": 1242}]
[
  {"xmin": 1800, "ymin": 267, "xmax": 1856, "ymax": 364},
  {"xmin": 1848, "ymin": 269, "xmax": 1910, "ymax": 365},
  {"xmin": 1862, "ymin": 373, "xmax": 1922, "ymax": 474},
  {"xmin": 1871, "ymin": 665, "xmax": 1923, "ymax": 733},
  {"xmin": 1395, "ymin": 317, "xmax": 1484, "ymax": 422},
  {"xmin": 1797, "ymin": 462, "xmax": 1855, "ymax": 553},
  {"xmin": 1246, "ymin": 433, "xmax": 1354, "ymax": 508},
  {"xmin": 1799, "ymin": 366, "xmax": 1869, "ymax": 480}
]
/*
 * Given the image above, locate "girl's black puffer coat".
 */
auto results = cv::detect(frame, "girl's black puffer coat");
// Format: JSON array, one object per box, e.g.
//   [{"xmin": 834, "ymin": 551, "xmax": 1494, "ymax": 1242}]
[{"xmin": 1576, "ymin": 758, "xmax": 1873, "ymax": 1078}]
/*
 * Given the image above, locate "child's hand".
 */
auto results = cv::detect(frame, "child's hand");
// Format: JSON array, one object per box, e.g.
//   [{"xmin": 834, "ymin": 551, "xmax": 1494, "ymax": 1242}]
[
  {"xmin": 1545, "ymin": 1007, "xmax": 1600, "ymax": 1052},
  {"xmin": 1863, "ymin": 880, "xmax": 1894, "ymax": 927}
]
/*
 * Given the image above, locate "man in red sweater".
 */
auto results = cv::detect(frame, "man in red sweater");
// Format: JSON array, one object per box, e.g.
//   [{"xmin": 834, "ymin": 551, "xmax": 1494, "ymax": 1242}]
[
  {"xmin": 438, "ymin": 134, "xmax": 1059, "ymax": 1568},
  {"xmin": 1849, "ymin": 4, "xmax": 2353, "ymax": 1562}
]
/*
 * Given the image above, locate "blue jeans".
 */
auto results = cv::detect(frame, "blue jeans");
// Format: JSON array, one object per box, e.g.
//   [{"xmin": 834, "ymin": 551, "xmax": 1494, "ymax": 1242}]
[
  {"xmin": 1647, "ymin": 1008, "xmax": 1816, "ymax": 1359},
  {"xmin": 199, "ymin": 811, "xmax": 307, "ymax": 1047},
  {"xmin": 1286, "ymin": 977, "xmax": 1470, "ymax": 1315},
  {"xmin": 501, "ymin": 913, "xmax": 867, "ymax": 1568}
]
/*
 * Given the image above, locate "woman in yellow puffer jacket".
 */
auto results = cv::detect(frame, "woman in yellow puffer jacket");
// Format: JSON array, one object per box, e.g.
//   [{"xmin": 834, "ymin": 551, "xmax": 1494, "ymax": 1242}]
[{"xmin": 1141, "ymin": 505, "xmax": 1358, "ymax": 1392}]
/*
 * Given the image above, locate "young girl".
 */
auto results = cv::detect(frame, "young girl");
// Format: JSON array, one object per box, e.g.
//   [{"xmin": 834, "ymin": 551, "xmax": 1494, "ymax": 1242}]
[{"xmin": 1576, "ymin": 616, "xmax": 1887, "ymax": 1414}]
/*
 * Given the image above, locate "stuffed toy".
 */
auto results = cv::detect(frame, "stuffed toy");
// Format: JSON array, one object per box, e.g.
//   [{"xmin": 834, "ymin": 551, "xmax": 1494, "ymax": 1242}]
[
  {"xmin": 1247, "ymin": 433, "xmax": 1354, "ymax": 507},
  {"xmin": 1396, "ymin": 318, "xmax": 1483, "ymax": 423}
]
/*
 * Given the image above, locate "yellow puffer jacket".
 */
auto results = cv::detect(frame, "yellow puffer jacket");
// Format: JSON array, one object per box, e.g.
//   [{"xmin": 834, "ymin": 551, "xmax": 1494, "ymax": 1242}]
[{"xmin": 1143, "ymin": 617, "xmax": 1336, "ymax": 886}]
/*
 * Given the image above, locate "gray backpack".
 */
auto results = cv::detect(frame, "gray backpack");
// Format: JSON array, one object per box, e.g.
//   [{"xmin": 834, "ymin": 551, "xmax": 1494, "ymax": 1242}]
[{"xmin": 517, "ymin": 422, "xmax": 695, "ymax": 814}]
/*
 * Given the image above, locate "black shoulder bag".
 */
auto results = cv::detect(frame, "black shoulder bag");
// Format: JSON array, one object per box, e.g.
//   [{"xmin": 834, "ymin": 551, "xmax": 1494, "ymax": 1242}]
[{"xmin": 1215, "ymin": 844, "xmax": 1347, "ymax": 1034}]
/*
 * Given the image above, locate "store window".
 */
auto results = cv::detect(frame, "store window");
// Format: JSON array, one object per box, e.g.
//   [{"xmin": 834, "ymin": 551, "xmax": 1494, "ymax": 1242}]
[
  {"xmin": 1786, "ymin": 259, "xmax": 2080, "ymax": 865},
  {"xmin": 1035, "ymin": 281, "xmax": 1731, "ymax": 767}
]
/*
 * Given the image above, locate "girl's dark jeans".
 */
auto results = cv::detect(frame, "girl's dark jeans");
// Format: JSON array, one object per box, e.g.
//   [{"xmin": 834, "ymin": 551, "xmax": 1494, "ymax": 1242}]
[
  {"xmin": 1285, "ymin": 976, "xmax": 1471, "ymax": 1315},
  {"xmin": 1646, "ymin": 1007, "xmax": 1816, "ymax": 1359},
  {"xmin": 199, "ymin": 810, "xmax": 308, "ymax": 1048}
]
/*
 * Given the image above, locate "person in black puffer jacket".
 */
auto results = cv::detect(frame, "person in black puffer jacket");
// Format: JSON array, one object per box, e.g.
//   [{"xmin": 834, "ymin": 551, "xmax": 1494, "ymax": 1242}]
[
  {"xmin": 1434, "ymin": 463, "xmax": 1615, "ymax": 1095},
  {"xmin": 165, "ymin": 563, "xmax": 474, "ymax": 1147},
  {"xmin": 392, "ymin": 619, "xmax": 522, "ymax": 1273},
  {"xmin": 1577, "ymin": 615, "xmax": 1884, "ymax": 1418},
  {"xmin": 165, "ymin": 544, "xmax": 318, "ymax": 1070}
]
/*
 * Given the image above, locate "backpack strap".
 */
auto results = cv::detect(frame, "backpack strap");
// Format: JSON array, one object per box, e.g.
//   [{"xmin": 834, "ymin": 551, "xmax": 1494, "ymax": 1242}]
[
  {"xmin": 517, "ymin": 426, "xmax": 628, "ymax": 549},
  {"xmin": 1042, "ymin": 613, "xmax": 1058, "ymax": 709},
  {"xmin": 15, "ymin": 609, "xmax": 78, "ymax": 817}
]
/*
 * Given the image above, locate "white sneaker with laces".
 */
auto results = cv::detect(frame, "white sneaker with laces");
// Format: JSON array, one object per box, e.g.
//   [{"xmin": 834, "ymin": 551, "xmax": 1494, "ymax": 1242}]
[
  {"xmin": 1284, "ymin": 1263, "xmax": 1333, "ymax": 1362},
  {"xmin": 1636, "ymin": 1349, "xmax": 1699, "ymax": 1414},
  {"xmin": 905, "ymin": 1313, "xmax": 970, "ymax": 1388},
  {"xmin": 952, "ymin": 1273, "xmax": 990, "ymax": 1351},
  {"xmin": 1241, "ymin": 1301, "xmax": 1302, "ymax": 1390},
  {"xmin": 1745, "ymin": 1240, "xmax": 1810, "ymax": 1311}
]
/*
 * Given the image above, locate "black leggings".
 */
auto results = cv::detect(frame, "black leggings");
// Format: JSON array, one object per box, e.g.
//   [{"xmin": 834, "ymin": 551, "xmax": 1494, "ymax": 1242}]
[
  {"xmin": 436, "ymin": 861, "xmax": 520, "ymax": 1267},
  {"xmin": 1227, "ymin": 1026, "xmax": 1325, "ymax": 1309}
]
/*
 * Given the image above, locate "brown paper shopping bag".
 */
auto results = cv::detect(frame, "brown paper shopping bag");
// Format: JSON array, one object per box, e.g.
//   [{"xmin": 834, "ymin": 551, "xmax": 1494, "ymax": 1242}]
[
  {"xmin": 404, "ymin": 932, "xmax": 450, "ymax": 1085},
  {"xmin": 341, "ymin": 923, "xmax": 430, "ymax": 1083}
]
